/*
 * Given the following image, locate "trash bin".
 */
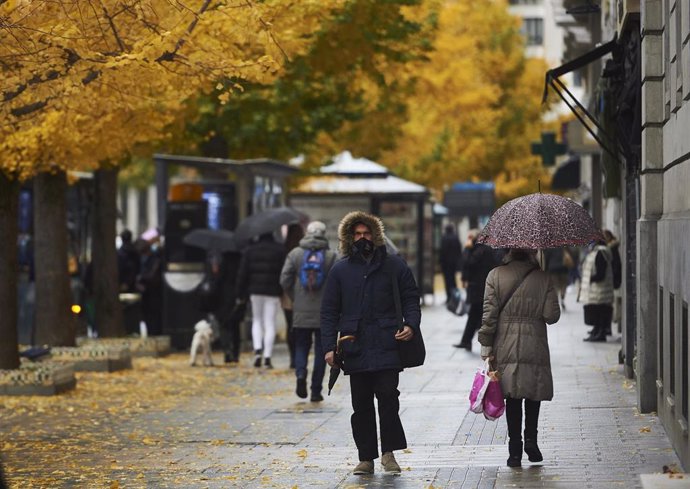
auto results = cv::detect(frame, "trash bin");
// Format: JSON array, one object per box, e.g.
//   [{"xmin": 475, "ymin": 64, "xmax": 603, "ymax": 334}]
[
  {"xmin": 119, "ymin": 293, "xmax": 142, "ymax": 336},
  {"xmin": 162, "ymin": 263, "xmax": 206, "ymax": 350}
]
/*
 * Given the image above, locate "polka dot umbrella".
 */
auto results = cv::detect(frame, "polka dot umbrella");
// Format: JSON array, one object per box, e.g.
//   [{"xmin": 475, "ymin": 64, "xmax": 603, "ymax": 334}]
[{"xmin": 476, "ymin": 193, "xmax": 603, "ymax": 249}]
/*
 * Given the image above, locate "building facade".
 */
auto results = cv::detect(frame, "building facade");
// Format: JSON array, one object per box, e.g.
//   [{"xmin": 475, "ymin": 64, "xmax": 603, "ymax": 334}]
[{"xmin": 641, "ymin": 0, "xmax": 690, "ymax": 469}]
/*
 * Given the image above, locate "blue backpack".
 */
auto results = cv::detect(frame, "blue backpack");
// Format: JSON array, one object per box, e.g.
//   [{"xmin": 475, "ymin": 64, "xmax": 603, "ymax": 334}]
[{"xmin": 299, "ymin": 249, "xmax": 326, "ymax": 291}]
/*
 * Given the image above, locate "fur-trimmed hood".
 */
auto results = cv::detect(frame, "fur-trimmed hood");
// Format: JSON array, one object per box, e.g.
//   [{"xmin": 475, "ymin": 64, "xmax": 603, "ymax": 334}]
[{"xmin": 338, "ymin": 211, "xmax": 386, "ymax": 256}]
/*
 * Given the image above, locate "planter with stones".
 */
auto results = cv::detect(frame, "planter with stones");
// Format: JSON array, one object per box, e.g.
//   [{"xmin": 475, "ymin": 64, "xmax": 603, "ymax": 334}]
[{"xmin": 0, "ymin": 361, "xmax": 76, "ymax": 396}]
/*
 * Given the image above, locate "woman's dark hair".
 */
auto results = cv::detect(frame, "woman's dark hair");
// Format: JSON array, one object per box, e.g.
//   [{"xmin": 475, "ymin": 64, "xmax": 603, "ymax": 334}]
[
  {"xmin": 284, "ymin": 223, "xmax": 304, "ymax": 252},
  {"xmin": 509, "ymin": 249, "xmax": 533, "ymax": 261}
]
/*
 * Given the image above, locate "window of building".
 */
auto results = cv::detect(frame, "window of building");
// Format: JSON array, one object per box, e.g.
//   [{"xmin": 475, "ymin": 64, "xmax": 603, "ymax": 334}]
[
  {"xmin": 659, "ymin": 287, "xmax": 664, "ymax": 382},
  {"xmin": 520, "ymin": 18, "xmax": 544, "ymax": 46},
  {"xmin": 683, "ymin": 302, "xmax": 688, "ymax": 422},
  {"xmin": 670, "ymin": 293, "xmax": 676, "ymax": 396}
]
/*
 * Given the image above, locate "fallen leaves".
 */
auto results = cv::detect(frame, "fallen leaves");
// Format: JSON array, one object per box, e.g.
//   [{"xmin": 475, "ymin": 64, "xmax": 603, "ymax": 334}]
[{"xmin": 0, "ymin": 353, "xmax": 296, "ymax": 487}]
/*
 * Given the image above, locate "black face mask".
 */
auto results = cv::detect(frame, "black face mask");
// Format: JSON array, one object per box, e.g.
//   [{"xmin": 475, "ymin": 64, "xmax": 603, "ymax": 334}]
[{"xmin": 353, "ymin": 238, "xmax": 374, "ymax": 257}]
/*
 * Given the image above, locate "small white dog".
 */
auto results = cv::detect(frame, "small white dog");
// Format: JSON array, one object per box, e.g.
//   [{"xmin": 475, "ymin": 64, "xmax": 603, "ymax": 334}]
[{"xmin": 189, "ymin": 319, "xmax": 214, "ymax": 366}]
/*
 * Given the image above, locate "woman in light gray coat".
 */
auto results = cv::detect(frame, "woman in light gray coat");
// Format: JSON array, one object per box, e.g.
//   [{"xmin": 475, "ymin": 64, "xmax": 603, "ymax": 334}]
[{"xmin": 478, "ymin": 249, "xmax": 561, "ymax": 468}]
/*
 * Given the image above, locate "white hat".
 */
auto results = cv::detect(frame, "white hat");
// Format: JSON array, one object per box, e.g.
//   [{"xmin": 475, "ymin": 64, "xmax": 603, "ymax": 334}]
[{"xmin": 306, "ymin": 221, "xmax": 326, "ymax": 237}]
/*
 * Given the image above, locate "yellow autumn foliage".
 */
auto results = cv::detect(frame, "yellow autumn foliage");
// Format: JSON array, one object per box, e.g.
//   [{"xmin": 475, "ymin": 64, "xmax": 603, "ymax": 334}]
[
  {"xmin": 0, "ymin": 0, "xmax": 345, "ymax": 180},
  {"xmin": 313, "ymin": 0, "xmax": 554, "ymax": 203}
]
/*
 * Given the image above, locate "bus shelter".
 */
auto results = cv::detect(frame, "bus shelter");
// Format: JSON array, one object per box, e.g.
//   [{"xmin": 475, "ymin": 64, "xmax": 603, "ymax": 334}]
[
  {"xmin": 153, "ymin": 153, "xmax": 297, "ymax": 349},
  {"xmin": 288, "ymin": 151, "xmax": 437, "ymax": 299}
]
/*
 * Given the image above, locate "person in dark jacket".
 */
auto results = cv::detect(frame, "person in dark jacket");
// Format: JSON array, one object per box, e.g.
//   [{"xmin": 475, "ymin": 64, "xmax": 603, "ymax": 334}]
[
  {"xmin": 321, "ymin": 211, "xmax": 421, "ymax": 476},
  {"xmin": 117, "ymin": 229, "xmax": 140, "ymax": 293},
  {"xmin": 135, "ymin": 239, "xmax": 163, "ymax": 336},
  {"xmin": 439, "ymin": 224, "xmax": 463, "ymax": 303},
  {"xmin": 454, "ymin": 229, "xmax": 498, "ymax": 350},
  {"xmin": 217, "ymin": 251, "xmax": 243, "ymax": 363},
  {"xmin": 236, "ymin": 232, "xmax": 287, "ymax": 368},
  {"xmin": 280, "ymin": 221, "xmax": 337, "ymax": 402}
]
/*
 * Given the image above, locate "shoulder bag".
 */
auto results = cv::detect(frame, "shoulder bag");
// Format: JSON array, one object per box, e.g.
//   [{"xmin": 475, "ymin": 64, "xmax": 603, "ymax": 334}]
[{"xmin": 388, "ymin": 259, "xmax": 425, "ymax": 368}]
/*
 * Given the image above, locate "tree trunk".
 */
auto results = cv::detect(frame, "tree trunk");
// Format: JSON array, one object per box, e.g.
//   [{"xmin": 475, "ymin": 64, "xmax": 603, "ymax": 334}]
[
  {"xmin": 33, "ymin": 171, "xmax": 76, "ymax": 346},
  {"xmin": 0, "ymin": 172, "xmax": 20, "ymax": 369},
  {"xmin": 93, "ymin": 167, "xmax": 125, "ymax": 337}
]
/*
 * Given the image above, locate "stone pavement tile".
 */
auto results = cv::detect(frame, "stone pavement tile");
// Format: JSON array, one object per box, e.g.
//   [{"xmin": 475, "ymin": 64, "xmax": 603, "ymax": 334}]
[{"xmin": 1, "ymin": 288, "xmax": 684, "ymax": 488}]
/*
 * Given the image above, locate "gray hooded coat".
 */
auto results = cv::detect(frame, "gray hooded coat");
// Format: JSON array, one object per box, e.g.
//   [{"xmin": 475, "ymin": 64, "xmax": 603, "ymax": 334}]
[
  {"xmin": 478, "ymin": 255, "xmax": 561, "ymax": 401},
  {"xmin": 280, "ymin": 229, "xmax": 337, "ymax": 330}
]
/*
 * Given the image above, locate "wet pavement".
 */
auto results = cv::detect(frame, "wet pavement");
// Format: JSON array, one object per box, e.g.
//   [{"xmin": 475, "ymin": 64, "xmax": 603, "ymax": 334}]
[{"xmin": 0, "ymin": 288, "xmax": 683, "ymax": 488}]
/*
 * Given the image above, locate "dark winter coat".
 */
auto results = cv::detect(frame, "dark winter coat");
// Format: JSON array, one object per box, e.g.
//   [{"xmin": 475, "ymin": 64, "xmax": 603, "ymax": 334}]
[
  {"xmin": 320, "ymin": 211, "xmax": 421, "ymax": 374},
  {"xmin": 236, "ymin": 235, "xmax": 286, "ymax": 298},
  {"xmin": 440, "ymin": 231, "xmax": 462, "ymax": 271},
  {"xmin": 117, "ymin": 242, "xmax": 140, "ymax": 293},
  {"xmin": 462, "ymin": 243, "xmax": 498, "ymax": 304}
]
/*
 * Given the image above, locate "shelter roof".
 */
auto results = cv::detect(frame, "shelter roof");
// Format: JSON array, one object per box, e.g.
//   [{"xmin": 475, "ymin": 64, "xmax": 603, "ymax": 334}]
[{"xmin": 294, "ymin": 151, "xmax": 428, "ymax": 195}]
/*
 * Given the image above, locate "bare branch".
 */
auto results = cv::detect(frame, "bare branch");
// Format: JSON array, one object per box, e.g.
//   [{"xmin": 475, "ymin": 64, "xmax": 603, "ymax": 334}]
[
  {"xmin": 10, "ymin": 99, "xmax": 48, "ymax": 117},
  {"xmin": 156, "ymin": 0, "xmax": 212, "ymax": 63},
  {"xmin": 2, "ymin": 47, "xmax": 81, "ymax": 103},
  {"xmin": 99, "ymin": 0, "xmax": 126, "ymax": 52}
]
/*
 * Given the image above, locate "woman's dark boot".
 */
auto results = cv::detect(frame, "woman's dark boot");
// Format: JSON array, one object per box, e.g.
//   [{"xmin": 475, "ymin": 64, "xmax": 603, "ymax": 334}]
[
  {"xmin": 523, "ymin": 400, "xmax": 543, "ymax": 462},
  {"xmin": 507, "ymin": 441, "xmax": 522, "ymax": 467},
  {"xmin": 524, "ymin": 438, "xmax": 543, "ymax": 462}
]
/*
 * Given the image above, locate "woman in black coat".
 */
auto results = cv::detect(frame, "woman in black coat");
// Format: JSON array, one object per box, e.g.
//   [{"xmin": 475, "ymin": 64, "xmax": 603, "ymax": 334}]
[
  {"xmin": 236, "ymin": 233, "xmax": 286, "ymax": 368},
  {"xmin": 454, "ymin": 229, "xmax": 499, "ymax": 350}
]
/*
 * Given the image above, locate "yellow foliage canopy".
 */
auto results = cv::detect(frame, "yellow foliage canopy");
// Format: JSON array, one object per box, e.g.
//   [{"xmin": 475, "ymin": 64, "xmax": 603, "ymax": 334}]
[
  {"xmin": 0, "ymin": 0, "xmax": 344, "ymax": 179},
  {"xmin": 314, "ymin": 0, "xmax": 554, "ymax": 203}
]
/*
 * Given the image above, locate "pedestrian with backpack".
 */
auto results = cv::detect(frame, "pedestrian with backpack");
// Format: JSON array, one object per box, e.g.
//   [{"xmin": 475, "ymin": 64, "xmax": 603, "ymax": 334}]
[{"xmin": 280, "ymin": 221, "xmax": 337, "ymax": 402}]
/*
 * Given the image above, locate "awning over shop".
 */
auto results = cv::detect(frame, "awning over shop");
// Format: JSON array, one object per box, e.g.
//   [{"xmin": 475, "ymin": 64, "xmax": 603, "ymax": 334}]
[
  {"xmin": 551, "ymin": 155, "xmax": 581, "ymax": 190},
  {"xmin": 542, "ymin": 38, "xmax": 622, "ymax": 165}
]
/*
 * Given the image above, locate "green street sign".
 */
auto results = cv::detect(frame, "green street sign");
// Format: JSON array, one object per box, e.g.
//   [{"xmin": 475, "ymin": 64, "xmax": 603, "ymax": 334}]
[{"xmin": 531, "ymin": 132, "xmax": 567, "ymax": 167}]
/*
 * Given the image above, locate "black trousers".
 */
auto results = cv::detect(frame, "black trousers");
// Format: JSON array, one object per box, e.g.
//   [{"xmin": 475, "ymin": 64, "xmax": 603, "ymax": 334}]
[
  {"xmin": 220, "ymin": 317, "xmax": 241, "ymax": 361},
  {"xmin": 505, "ymin": 397, "xmax": 541, "ymax": 442},
  {"xmin": 442, "ymin": 267, "xmax": 457, "ymax": 301},
  {"xmin": 350, "ymin": 370, "xmax": 407, "ymax": 461},
  {"xmin": 283, "ymin": 309, "xmax": 295, "ymax": 366},
  {"xmin": 459, "ymin": 302, "xmax": 482, "ymax": 345}
]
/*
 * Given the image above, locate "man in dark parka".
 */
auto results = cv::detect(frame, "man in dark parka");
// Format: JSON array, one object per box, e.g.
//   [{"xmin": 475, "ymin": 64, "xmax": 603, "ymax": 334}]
[{"xmin": 321, "ymin": 211, "xmax": 421, "ymax": 475}]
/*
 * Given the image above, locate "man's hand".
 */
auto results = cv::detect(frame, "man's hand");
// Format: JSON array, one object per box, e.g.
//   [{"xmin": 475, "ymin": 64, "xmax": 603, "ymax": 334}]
[
  {"xmin": 325, "ymin": 351, "xmax": 335, "ymax": 367},
  {"xmin": 395, "ymin": 325, "xmax": 414, "ymax": 342},
  {"xmin": 481, "ymin": 355, "xmax": 495, "ymax": 361}
]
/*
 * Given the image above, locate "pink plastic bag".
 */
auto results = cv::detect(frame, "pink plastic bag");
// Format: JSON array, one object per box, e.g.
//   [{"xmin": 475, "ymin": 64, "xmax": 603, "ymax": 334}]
[
  {"xmin": 468, "ymin": 359, "xmax": 505, "ymax": 421},
  {"xmin": 482, "ymin": 374, "xmax": 505, "ymax": 420},
  {"xmin": 468, "ymin": 360, "xmax": 491, "ymax": 414}
]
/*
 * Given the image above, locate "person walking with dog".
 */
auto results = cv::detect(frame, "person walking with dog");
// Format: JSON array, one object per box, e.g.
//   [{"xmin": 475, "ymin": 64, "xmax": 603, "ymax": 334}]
[
  {"xmin": 321, "ymin": 211, "xmax": 421, "ymax": 475},
  {"xmin": 280, "ymin": 221, "xmax": 337, "ymax": 402},
  {"xmin": 236, "ymin": 232, "xmax": 286, "ymax": 368}
]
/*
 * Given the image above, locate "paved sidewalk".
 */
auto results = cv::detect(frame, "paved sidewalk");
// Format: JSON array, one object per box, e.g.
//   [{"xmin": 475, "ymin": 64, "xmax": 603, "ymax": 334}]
[{"xmin": 0, "ymin": 289, "xmax": 683, "ymax": 488}]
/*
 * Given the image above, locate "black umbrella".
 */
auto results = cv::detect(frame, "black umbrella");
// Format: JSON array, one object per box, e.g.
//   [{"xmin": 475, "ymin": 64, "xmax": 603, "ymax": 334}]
[
  {"xmin": 234, "ymin": 207, "xmax": 305, "ymax": 245},
  {"xmin": 183, "ymin": 228, "xmax": 238, "ymax": 253},
  {"xmin": 327, "ymin": 335, "xmax": 356, "ymax": 395}
]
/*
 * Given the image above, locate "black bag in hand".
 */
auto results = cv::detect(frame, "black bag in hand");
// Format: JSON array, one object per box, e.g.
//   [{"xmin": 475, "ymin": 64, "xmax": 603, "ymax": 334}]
[{"xmin": 388, "ymin": 260, "xmax": 425, "ymax": 368}]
